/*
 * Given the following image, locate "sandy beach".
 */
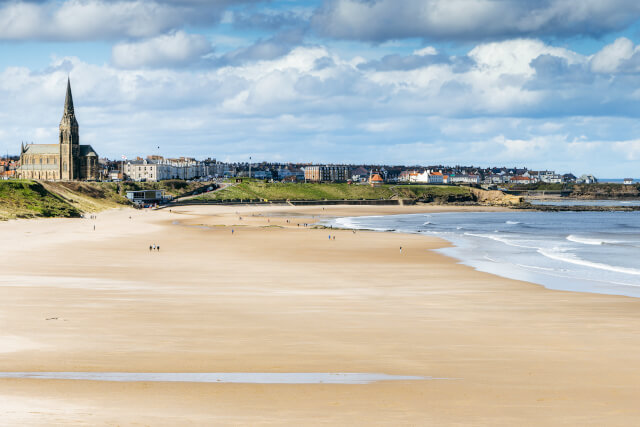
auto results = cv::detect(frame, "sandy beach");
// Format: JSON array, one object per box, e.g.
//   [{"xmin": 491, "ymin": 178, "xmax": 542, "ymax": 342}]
[{"xmin": 1, "ymin": 204, "xmax": 640, "ymax": 425}]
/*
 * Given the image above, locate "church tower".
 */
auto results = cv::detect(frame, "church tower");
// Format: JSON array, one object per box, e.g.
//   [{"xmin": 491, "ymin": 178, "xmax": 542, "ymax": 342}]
[{"xmin": 59, "ymin": 77, "xmax": 79, "ymax": 180}]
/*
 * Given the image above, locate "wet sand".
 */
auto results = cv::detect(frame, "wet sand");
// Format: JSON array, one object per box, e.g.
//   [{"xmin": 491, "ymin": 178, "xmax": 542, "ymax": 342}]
[{"xmin": 1, "ymin": 204, "xmax": 640, "ymax": 425}]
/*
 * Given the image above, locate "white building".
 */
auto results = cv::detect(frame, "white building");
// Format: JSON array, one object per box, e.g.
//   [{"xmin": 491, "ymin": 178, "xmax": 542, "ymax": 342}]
[
  {"xmin": 427, "ymin": 171, "xmax": 444, "ymax": 184},
  {"xmin": 537, "ymin": 171, "xmax": 564, "ymax": 184},
  {"xmin": 123, "ymin": 157, "xmax": 206, "ymax": 182},
  {"xmin": 450, "ymin": 174, "xmax": 480, "ymax": 184},
  {"xmin": 578, "ymin": 174, "xmax": 598, "ymax": 184},
  {"xmin": 407, "ymin": 170, "xmax": 444, "ymax": 184}
]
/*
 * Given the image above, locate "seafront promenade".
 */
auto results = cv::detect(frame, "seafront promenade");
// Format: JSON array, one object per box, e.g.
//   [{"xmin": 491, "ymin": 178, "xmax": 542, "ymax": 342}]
[{"xmin": 1, "ymin": 205, "xmax": 639, "ymax": 425}]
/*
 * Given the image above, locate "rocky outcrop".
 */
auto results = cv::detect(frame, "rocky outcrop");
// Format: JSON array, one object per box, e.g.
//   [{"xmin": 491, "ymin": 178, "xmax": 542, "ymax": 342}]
[
  {"xmin": 571, "ymin": 184, "xmax": 640, "ymax": 199},
  {"xmin": 470, "ymin": 188, "xmax": 524, "ymax": 206}
]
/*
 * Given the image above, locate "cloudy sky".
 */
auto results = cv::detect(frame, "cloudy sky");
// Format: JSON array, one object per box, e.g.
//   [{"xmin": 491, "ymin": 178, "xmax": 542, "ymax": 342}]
[{"xmin": 2, "ymin": 0, "xmax": 640, "ymax": 176}]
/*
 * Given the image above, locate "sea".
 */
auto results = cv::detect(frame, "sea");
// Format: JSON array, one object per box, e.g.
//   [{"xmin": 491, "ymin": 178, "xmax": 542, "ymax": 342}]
[{"xmin": 330, "ymin": 207, "xmax": 640, "ymax": 298}]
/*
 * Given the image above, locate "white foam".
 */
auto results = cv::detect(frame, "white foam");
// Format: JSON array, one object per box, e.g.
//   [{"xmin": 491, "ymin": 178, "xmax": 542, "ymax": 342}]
[
  {"xmin": 537, "ymin": 248, "xmax": 640, "ymax": 277},
  {"xmin": 505, "ymin": 221, "xmax": 521, "ymax": 225},
  {"xmin": 463, "ymin": 232, "xmax": 538, "ymax": 250},
  {"xmin": 566, "ymin": 235, "xmax": 621, "ymax": 246}
]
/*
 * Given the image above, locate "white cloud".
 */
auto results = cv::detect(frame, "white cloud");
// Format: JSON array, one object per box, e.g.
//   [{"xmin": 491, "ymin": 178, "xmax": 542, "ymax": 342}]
[
  {"xmin": 590, "ymin": 37, "xmax": 639, "ymax": 73},
  {"xmin": 413, "ymin": 46, "xmax": 437, "ymax": 56},
  {"xmin": 2, "ymin": 37, "xmax": 640, "ymax": 176},
  {"xmin": 469, "ymin": 39, "xmax": 582, "ymax": 76},
  {"xmin": 612, "ymin": 140, "xmax": 640, "ymax": 160},
  {"xmin": 0, "ymin": 0, "xmax": 253, "ymax": 41},
  {"xmin": 312, "ymin": 0, "xmax": 640, "ymax": 42},
  {"xmin": 111, "ymin": 31, "xmax": 212, "ymax": 68}
]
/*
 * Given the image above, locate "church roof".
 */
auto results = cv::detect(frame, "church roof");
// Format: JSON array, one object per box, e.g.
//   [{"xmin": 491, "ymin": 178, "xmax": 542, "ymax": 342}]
[
  {"xmin": 79, "ymin": 145, "xmax": 98, "ymax": 157},
  {"xmin": 23, "ymin": 144, "xmax": 59, "ymax": 154}
]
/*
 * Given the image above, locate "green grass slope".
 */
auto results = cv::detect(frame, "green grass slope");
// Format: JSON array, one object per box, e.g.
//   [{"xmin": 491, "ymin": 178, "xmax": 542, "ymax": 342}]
[
  {"xmin": 0, "ymin": 180, "xmax": 81, "ymax": 220},
  {"xmin": 0, "ymin": 179, "xmax": 218, "ymax": 220},
  {"xmin": 196, "ymin": 181, "xmax": 473, "ymax": 202}
]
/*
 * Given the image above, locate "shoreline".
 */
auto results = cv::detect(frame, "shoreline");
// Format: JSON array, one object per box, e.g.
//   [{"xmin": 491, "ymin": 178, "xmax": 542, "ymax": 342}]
[
  {"xmin": 1, "ymin": 204, "xmax": 640, "ymax": 425},
  {"xmin": 323, "ymin": 209, "xmax": 640, "ymax": 300}
]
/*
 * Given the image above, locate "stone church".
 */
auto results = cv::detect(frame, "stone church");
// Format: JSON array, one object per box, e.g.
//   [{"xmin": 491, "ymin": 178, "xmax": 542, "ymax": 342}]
[{"xmin": 18, "ymin": 78, "xmax": 99, "ymax": 181}]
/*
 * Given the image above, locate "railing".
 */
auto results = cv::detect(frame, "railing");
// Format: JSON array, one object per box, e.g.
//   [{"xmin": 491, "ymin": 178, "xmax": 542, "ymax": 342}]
[{"xmin": 165, "ymin": 198, "xmax": 411, "ymax": 207}]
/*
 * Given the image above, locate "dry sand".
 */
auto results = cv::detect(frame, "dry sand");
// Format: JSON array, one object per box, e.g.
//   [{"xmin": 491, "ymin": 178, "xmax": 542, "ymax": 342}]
[{"xmin": 0, "ymin": 204, "xmax": 639, "ymax": 426}]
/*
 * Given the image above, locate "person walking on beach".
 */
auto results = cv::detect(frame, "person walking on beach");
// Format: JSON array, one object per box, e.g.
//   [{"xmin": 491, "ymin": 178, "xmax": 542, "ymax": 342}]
[
  {"xmin": 399, "ymin": 246, "xmax": 402, "ymax": 254},
  {"xmin": 328, "ymin": 235, "xmax": 331, "ymax": 240},
  {"xmin": 149, "ymin": 245, "xmax": 152, "ymax": 251},
  {"xmin": 157, "ymin": 245, "xmax": 160, "ymax": 251},
  {"xmin": 231, "ymin": 229, "xmax": 234, "ymax": 235}
]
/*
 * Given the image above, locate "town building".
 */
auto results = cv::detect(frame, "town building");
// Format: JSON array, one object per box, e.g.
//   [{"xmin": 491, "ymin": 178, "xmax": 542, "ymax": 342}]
[
  {"xmin": 304, "ymin": 165, "xmax": 351, "ymax": 182},
  {"xmin": 509, "ymin": 176, "xmax": 532, "ymax": 184},
  {"xmin": 577, "ymin": 174, "xmax": 598, "ymax": 184},
  {"xmin": 17, "ymin": 79, "xmax": 99, "ymax": 181},
  {"xmin": 126, "ymin": 190, "xmax": 165, "ymax": 205},
  {"xmin": 123, "ymin": 157, "xmax": 206, "ymax": 181},
  {"xmin": 449, "ymin": 174, "xmax": 480, "ymax": 184},
  {"xmin": 351, "ymin": 166, "xmax": 369, "ymax": 183},
  {"xmin": 427, "ymin": 171, "xmax": 444, "ymax": 184},
  {"xmin": 369, "ymin": 173, "xmax": 384, "ymax": 187}
]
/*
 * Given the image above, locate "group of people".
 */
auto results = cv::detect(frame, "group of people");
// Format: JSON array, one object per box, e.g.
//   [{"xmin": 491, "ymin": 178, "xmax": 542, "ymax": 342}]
[{"xmin": 149, "ymin": 244, "xmax": 161, "ymax": 252}]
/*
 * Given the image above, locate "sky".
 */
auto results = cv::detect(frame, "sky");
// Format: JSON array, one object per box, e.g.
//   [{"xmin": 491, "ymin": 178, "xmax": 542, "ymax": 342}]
[{"xmin": 1, "ymin": 1, "xmax": 640, "ymax": 176}]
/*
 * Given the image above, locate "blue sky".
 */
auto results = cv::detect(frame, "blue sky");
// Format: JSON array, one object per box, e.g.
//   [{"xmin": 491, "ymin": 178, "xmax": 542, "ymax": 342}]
[{"xmin": 2, "ymin": 0, "xmax": 640, "ymax": 176}]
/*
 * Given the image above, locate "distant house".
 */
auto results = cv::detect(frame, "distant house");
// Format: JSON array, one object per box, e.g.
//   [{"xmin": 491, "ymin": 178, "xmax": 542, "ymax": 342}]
[
  {"xmin": 484, "ymin": 174, "xmax": 508, "ymax": 184},
  {"xmin": 577, "ymin": 174, "xmax": 598, "ymax": 184},
  {"xmin": 537, "ymin": 171, "xmax": 564, "ymax": 184},
  {"xmin": 623, "ymin": 178, "xmax": 634, "ymax": 185},
  {"xmin": 351, "ymin": 166, "xmax": 369, "ymax": 182},
  {"xmin": 277, "ymin": 168, "xmax": 304, "ymax": 181},
  {"xmin": 253, "ymin": 170, "xmax": 273, "ymax": 180},
  {"xmin": 510, "ymin": 176, "xmax": 532, "ymax": 184},
  {"xmin": 369, "ymin": 173, "xmax": 384, "ymax": 187},
  {"xmin": 450, "ymin": 174, "xmax": 480, "ymax": 185},
  {"xmin": 427, "ymin": 171, "xmax": 444, "ymax": 184},
  {"xmin": 398, "ymin": 170, "xmax": 411, "ymax": 182},
  {"xmin": 404, "ymin": 170, "xmax": 422, "ymax": 183}
]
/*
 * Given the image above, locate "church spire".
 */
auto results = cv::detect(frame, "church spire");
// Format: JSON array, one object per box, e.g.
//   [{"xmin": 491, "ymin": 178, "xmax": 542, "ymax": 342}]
[{"xmin": 64, "ymin": 77, "xmax": 74, "ymax": 115}]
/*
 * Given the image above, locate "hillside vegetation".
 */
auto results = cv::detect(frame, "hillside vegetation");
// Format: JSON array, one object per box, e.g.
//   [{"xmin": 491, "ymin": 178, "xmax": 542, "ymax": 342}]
[
  {"xmin": 0, "ymin": 180, "xmax": 82, "ymax": 220},
  {"xmin": 0, "ymin": 179, "xmax": 216, "ymax": 220},
  {"xmin": 196, "ymin": 181, "xmax": 475, "ymax": 202},
  {"xmin": 119, "ymin": 180, "xmax": 208, "ymax": 197}
]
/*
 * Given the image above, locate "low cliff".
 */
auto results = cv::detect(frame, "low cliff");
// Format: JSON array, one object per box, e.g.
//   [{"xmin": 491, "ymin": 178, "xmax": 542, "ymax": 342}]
[
  {"xmin": 571, "ymin": 183, "xmax": 640, "ymax": 199},
  {"xmin": 469, "ymin": 188, "xmax": 524, "ymax": 206}
]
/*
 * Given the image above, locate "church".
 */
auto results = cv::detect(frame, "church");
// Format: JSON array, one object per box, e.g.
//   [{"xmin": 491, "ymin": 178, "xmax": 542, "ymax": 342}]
[{"xmin": 18, "ymin": 78, "xmax": 99, "ymax": 181}]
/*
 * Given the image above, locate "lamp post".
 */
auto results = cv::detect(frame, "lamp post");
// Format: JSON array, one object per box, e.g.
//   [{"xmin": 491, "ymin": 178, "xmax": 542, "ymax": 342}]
[{"xmin": 249, "ymin": 156, "xmax": 252, "ymax": 179}]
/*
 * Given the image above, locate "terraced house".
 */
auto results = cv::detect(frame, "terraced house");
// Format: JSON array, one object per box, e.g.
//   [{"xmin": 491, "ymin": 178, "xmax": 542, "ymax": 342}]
[{"xmin": 18, "ymin": 78, "xmax": 99, "ymax": 181}]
